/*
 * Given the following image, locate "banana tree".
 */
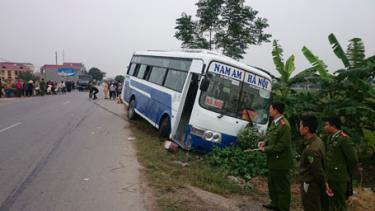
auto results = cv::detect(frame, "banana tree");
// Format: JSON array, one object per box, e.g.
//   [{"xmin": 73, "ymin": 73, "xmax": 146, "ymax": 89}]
[
  {"xmin": 272, "ymin": 40, "xmax": 321, "ymax": 140},
  {"xmin": 301, "ymin": 33, "xmax": 375, "ymax": 143},
  {"xmin": 271, "ymin": 40, "xmax": 296, "ymax": 102}
]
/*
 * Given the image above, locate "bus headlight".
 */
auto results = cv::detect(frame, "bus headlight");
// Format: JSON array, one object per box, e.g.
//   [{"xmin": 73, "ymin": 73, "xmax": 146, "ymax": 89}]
[
  {"xmin": 191, "ymin": 126, "xmax": 222, "ymax": 143},
  {"xmin": 212, "ymin": 133, "xmax": 221, "ymax": 143},
  {"xmin": 203, "ymin": 131, "xmax": 214, "ymax": 140},
  {"xmin": 203, "ymin": 131, "xmax": 221, "ymax": 143}
]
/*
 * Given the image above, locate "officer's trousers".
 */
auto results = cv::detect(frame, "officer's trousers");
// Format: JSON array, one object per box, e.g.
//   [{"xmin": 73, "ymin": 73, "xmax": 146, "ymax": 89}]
[
  {"xmin": 328, "ymin": 181, "xmax": 347, "ymax": 211},
  {"xmin": 268, "ymin": 169, "xmax": 291, "ymax": 211},
  {"xmin": 301, "ymin": 182, "xmax": 324, "ymax": 211}
]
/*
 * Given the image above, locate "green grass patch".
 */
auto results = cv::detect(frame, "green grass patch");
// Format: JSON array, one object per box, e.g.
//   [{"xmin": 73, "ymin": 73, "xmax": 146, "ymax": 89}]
[{"xmin": 129, "ymin": 119, "xmax": 248, "ymax": 196}]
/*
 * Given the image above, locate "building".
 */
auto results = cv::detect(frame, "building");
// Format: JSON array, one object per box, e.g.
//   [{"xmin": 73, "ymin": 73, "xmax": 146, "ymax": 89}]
[
  {"xmin": 0, "ymin": 62, "xmax": 34, "ymax": 81},
  {"xmin": 40, "ymin": 62, "xmax": 86, "ymax": 82}
]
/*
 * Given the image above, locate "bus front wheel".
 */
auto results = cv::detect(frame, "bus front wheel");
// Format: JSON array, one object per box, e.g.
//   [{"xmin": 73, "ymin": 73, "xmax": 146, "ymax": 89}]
[
  {"xmin": 128, "ymin": 100, "xmax": 138, "ymax": 120},
  {"xmin": 159, "ymin": 117, "xmax": 170, "ymax": 138}
]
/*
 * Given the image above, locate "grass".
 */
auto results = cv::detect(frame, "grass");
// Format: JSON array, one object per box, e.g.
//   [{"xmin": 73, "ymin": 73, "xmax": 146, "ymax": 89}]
[
  {"xmin": 128, "ymin": 119, "xmax": 254, "ymax": 210},
  {"xmin": 130, "ymin": 119, "xmax": 247, "ymax": 194},
  {"xmin": 125, "ymin": 109, "xmax": 374, "ymax": 210}
]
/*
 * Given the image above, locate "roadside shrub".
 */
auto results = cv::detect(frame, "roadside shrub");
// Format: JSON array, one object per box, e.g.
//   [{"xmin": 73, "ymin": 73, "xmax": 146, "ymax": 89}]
[
  {"xmin": 209, "ymin": 146, "xmax": 267, "ymax": 179},
  {"xmin": 209, "ymin": 127, "xmax": 267, "ymax": 179},
  {"xmin": 236, "ymin": 126, "xmax": 260, "ymax": 150}
]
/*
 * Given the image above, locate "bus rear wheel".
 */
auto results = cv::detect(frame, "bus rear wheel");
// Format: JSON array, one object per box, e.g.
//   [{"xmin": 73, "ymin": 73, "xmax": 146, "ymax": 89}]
[
  {"xmin": 159, "ymin": 117, "xmax": 170, "ymax": 138},
  {"xmin": 128, "ymin": 99, "xmax": 138, "ymax": 120}
]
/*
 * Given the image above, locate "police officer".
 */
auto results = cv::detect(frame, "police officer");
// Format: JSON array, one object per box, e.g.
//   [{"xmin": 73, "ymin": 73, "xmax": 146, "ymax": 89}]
[
  {"xmin": 258, "ymin": 102, "xmax": 293, "ymax": 211},
  {"xmin": 299, "ymin": 115, "xmax": 332, "ymax": 211},
  {"xmin": 40, "ymin": 79, "xmax": 46, "ymax": 96},
  {"xmin": 324, "ymin": 117, "xmax": 358, "ymax": 211}
]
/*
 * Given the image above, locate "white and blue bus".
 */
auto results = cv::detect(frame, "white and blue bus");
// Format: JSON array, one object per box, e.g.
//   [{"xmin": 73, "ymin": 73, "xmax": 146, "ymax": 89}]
[{"xmin": 122, "ymin": 50, "xmax": 272, "ymax": 152}]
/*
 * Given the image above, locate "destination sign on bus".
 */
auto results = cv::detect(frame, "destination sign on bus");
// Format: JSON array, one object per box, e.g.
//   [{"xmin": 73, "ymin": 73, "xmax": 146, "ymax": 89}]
[{"xmin": 209, "ymin": 62, "xmax": 271, "ymax": 91}]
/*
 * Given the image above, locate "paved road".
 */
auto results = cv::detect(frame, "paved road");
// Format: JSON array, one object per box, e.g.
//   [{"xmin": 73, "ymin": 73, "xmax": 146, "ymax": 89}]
[{"xmin": 0, "ymin": 92, "xmax": 147, "ymax": 211}]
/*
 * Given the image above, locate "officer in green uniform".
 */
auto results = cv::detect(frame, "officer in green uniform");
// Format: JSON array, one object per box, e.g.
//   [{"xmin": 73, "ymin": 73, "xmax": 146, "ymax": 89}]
[
  {"xmin": 324, "ymin": 116, "xmax": 358, "ymax": 211},
  {"xmin": 39, "ymin": 79, "xmax": 46, "ymax": 96},
  {"xmin": 299, "ymin": 115, "xmax": 332, "ymax": 211},
  {"xmin": 258, "ymin": 102, "xmax": 293, "ymax": 211}
]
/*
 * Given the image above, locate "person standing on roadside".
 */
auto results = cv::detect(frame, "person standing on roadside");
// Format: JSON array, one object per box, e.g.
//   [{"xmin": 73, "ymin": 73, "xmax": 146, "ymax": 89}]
[
  {"xmin": 324, "ymin": 116, "xmax": 358, "ymax": 211},
  {"xmin": 102, "ymin": 81, "xmax": 109, "ymax": 99},
  {"xmin": 34, "ymin": 80, "xmax": 40, "ymax": 96},
  {"xmin": 0, "ymin": 79, "xmax": 3, "ymax": 98},
  {"xmin": 16, "ymin": 79, "xmax": 23, "ymax": 97},
  {"xmin": 299, "ymin": 115, "xmax": 333, "ymax": 211},
  {"xmin": 258, "ymin": 101, "xmax": 294, "ymax": 211},
  {"xmin": 116, "ymin": 81, "xmax": 122, "ymax": 98},
  {"xmin": 109, "ymin": 82, "xmax": 116, "ymax": 100},
  {"xmin": 26, "ymin": 80, "xmax": 34, "ymax": 96},
  {"xmin": 40, "ymin": 79, "xmax": 46, "ymax": 96}
]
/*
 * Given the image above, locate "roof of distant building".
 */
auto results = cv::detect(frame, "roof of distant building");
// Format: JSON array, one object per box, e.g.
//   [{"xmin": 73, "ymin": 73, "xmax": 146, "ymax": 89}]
[
  {"xmin": 0, "ymin": 62, "xmax": 33, "ymax": 71},
  {"xmin": 63, "ymin": 62, "xmax": 84, "ymax": 67},
  {"xmin": 41, "ymin": 63, "xmax": 83, "ymax": 70}
]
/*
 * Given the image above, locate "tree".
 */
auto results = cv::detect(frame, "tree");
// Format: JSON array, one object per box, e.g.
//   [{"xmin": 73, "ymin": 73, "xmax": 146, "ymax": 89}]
[
  {"xmin": 174, "ymin": 13, "xmax": 208, "ymax": 49},
  {"xmin": 174, "ymin": 0, "xmax": 271, "ymax": 60},
  {"xmin": 174, "ymin": 13, "xmax": 196, "ymax": 48},
  {"xmin": 196, "ymin": 0, "xmax": 224, "ymax": 49},
  {"xmin": 347, "ymin": 38, "xmax": 366, "ymax": 68},
  {"xmin": 216, "ymin": 0, "xmax": 271, "ymax": 60},
  {"xmin": 301, "ymin": 34, "xmax": 375, "ymax": 141},
  {"xmin": 271, "ymin": 40, "xmax": 319, "ymax": 139},
  {"xmin": 18, "ymin": 71, "xmax": 38, "ymax": 81},
  {"xmin": 271, "ymin": 40, "xmax": 296, "ymax": 102},
  {"xmin": 88, "ymin": 67, "xmax": 105, "ymax": 81},
  {"xmin": 115, "ymin": 75, "xmax": 125, "ymax": 83}
]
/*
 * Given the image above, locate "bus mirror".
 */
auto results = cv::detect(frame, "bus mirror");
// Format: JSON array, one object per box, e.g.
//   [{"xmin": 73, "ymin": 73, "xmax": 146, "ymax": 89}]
[{"xmin": 200, "ymin": 78, "xmax": 210, "ymax": 91}]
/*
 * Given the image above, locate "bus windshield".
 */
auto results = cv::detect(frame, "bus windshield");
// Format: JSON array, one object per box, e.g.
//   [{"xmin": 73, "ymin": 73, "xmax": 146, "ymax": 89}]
[{"xmin": 199, "ymin": 72, "xmax": 271, "ymax": 124}]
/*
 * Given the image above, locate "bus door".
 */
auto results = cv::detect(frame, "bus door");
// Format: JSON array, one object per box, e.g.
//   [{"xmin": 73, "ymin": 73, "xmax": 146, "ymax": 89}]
[{"xmin": 172, "ymin": 60, "xmax": 203, "ymax": 147}]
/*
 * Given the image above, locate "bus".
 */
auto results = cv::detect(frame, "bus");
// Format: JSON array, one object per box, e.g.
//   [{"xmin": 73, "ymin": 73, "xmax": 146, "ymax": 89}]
[{"xmin": 121, "ymin": 49, "xmax": 272, "ymax": 152}]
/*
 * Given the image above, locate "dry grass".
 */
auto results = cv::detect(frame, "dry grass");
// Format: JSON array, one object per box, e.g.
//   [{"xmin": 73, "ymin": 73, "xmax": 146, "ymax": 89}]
[{"xmin": 348, "ymin": 188, "xmax": 375, "ymax": 211}]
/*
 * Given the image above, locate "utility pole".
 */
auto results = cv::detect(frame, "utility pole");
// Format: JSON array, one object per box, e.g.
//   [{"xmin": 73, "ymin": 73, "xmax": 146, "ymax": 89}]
[{"xmin": 55, "ymin": 51, "xmax": 58, "ymax": 65}]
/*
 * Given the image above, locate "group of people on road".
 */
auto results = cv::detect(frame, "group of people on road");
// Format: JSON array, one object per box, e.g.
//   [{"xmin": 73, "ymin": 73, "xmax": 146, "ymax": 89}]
[
  {"xmin": 101, "ymin": 81, "xmax": 122, "ymax": 100},
  {"xmin": 0, "ymin": 78, "xmax": 75, "ymax": 98},
  {"xmin": 257, "ymin": 101, "xmax": 358, "ymax": 211},
  {"xmin": 88, "ymin": 80, "xmax": 123, "ymax": 101}
]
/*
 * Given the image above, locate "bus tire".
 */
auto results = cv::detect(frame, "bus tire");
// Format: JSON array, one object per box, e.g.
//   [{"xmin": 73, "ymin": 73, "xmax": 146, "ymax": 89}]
[
  {"xmin": 159, "ymin": 117, "xmax": 170, "ymax": 138},
  {"xmin": 128, "ymin": 99, "xmax": 138, "ymax": 120}
]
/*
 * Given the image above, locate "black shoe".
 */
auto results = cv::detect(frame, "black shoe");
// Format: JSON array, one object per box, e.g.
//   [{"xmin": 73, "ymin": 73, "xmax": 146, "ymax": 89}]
[{"xmin": 262, "ymin": 204, "xmax": 278, "ymax": 210}]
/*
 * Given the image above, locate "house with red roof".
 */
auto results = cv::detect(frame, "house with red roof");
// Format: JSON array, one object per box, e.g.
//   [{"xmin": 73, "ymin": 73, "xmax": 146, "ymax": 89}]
[{"xmin": 0, "ymin": 62, "xmax": 34, "ymax": 81}]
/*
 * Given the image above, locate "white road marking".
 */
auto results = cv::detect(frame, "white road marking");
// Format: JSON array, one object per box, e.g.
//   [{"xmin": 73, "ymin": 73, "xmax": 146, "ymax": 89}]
[
  {"xmin": 63, "ymin": 101, "xmax": 70, "ymax": 105},
  {"xmin": 0, "ymin": 122, "xmax": 22, "ymax": 133}
]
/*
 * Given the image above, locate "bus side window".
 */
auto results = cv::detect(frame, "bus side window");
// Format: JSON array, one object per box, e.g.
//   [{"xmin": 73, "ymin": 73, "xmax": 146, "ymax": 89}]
[
  {"xmin": 136, "ymin": 65, "xmax": 147, "ymax": 79},
  {"xmin": 143, "ymin": 66, "xmax": 153, "ymax": 80},
  {"xmin": 148, "ymin": 67, "xmax": 167, "ymax": 85},
  {"xmin": 127, "ymin": 63, "xmax": 136, "ymax": 75},
  {"xmin": 133, "ymin": 64, "xmax": 141, "ymax": 77}
]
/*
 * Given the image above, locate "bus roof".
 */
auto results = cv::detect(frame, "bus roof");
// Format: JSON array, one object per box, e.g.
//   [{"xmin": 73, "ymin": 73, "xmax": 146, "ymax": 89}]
[{"xmin": 133, "ymin": 49, "xmax": 273, "ymax": 80}]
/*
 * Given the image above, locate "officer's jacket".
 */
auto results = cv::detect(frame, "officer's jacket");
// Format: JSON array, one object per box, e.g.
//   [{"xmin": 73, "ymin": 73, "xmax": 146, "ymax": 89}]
[
  {"xmin": 326, "ymin": 131, "xmax": 358, "ymax": 182},
  {"xmin": 300, "ymin": 135, "xmax": 327, "ymax": 188},
  {"xmin": 264, "ymin": 116, "xmax": 294, "ymax": 170}
]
